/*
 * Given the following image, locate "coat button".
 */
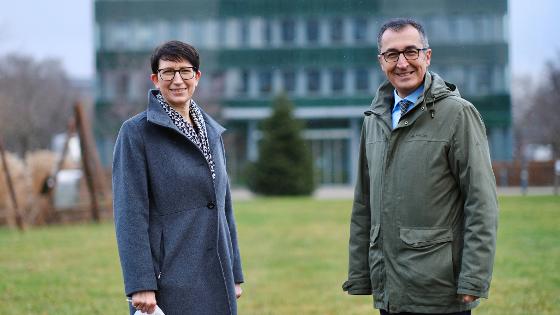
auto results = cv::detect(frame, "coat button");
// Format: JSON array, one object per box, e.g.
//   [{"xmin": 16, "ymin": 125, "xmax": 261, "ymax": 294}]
[{"xmin": 207, "ymin": 202, "xmax": 215, "ymax": 209}]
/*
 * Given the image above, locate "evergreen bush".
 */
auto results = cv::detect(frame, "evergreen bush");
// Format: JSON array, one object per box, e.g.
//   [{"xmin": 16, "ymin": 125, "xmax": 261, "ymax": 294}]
[{"xmin": 247, "ymin": 94, "xmax": 315, "ymax": 195}]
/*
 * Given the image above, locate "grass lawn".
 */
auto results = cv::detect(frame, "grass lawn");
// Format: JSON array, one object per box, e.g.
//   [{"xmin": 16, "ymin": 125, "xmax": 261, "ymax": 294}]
[{"xmin": 0, "ymin": 195, "xmax": 558, "ymax": 314}]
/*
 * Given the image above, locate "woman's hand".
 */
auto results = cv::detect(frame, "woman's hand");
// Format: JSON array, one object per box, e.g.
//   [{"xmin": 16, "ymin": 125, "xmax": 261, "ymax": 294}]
[
  {"xmin": 235, "ymin": 284, "xmax": 243, "ymax": 299},
  {"xmin": 131, "ymin": 290, "xmax": 157, "ymax": 314}
]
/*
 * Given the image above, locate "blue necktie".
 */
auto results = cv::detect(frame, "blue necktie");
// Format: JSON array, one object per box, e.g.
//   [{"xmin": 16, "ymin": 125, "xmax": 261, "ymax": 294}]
[{"xmin": 398, "ymin": 99, "xmax": 412, "ymax": 118}]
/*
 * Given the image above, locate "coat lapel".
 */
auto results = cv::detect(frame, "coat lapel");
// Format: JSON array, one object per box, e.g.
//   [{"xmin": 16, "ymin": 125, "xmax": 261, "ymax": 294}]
[
  {"xmin": 146, "ymin": 89, "xmax": 182, "ymax": 132},
  {"xmin": 146, "ymin": 89, "xmax": 225, "ymax": 137},
  {"xmin": 201, "ymin": 110, "xmax": 226, "ymax": 149},
  {"xmin": 146, "ymin": 89, "xmax": 226, "ymax": 160}
]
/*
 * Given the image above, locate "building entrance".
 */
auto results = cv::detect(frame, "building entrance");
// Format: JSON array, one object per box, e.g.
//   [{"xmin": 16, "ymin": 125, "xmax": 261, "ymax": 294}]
[{"xmin": 308, "ymin": 137, "xmax": 350, "ymax": 185}]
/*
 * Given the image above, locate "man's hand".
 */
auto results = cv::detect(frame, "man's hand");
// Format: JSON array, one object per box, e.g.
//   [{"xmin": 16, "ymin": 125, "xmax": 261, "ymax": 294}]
[
  {"xmin": 235, "ymin": 284, "xmax": 243, "ymax": 299},
  {"xmin": 131, "ymin": 290, "xmax": 157, "ymax": 314},
  {"xmin": 460, "ymin": 294, "xmax": 479, "ymax": 303}
]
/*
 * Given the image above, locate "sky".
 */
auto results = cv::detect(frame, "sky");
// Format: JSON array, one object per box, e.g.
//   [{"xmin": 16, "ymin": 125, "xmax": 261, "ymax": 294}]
[
  {"xmin": 0, "ymin": 0, "xmax": 558, "ymax": 81},
  {"xmin": 0, "ymin": 1, "xmax": 93, "ymax": 79}
]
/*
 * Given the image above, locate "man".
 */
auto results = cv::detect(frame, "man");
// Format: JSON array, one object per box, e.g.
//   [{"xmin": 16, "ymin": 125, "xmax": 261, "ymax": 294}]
[{"xmin": 343, "ymin": 18, "xmax": 498, "ymax": 315}]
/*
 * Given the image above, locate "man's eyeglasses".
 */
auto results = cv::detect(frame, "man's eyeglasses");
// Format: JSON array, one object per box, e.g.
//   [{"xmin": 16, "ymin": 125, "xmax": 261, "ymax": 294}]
[
  {"xmin": 158, "ymin": 67, "xmax": 197, "ymax": 81},
  {"xmin": 379, "ymin": 48, "xmax": 429, "ymax": 63}
]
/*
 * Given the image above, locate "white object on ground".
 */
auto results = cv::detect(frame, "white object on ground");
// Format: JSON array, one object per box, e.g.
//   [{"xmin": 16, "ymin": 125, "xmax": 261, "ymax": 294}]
[{"xmin": 134, "ymin": 305, "xmax": 165, "ymax": 315}]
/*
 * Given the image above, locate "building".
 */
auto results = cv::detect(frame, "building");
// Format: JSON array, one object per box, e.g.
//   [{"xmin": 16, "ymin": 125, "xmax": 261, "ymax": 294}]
[{"xmin": 95, "ymin": 0, "xmax": 511, "ymax": 185}]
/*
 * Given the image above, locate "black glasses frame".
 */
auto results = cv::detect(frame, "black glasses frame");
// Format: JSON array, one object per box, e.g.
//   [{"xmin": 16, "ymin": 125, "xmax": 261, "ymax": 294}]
[
  {"xmin": 378, "ymin": 47, "xmax": 429, "ymax": 63},
  {"xmin": 157, "ymin": 67, "xmax": 197, "ymax": 81}
]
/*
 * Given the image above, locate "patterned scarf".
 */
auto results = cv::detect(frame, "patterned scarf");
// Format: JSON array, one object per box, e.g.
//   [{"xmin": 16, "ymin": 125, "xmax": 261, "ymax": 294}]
[{"xmin": 156, "ymin": 93, "xmax": 216, "ymax": 181}]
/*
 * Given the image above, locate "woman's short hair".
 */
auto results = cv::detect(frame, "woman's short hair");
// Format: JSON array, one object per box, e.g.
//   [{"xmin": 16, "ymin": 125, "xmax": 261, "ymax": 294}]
[{"xmin": 150, "ymin": 40, "xmax": 200, "ymax": 74}]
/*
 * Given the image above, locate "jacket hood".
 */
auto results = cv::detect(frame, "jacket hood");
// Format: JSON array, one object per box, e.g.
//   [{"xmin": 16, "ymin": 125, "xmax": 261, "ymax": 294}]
[{"xmin": 369, "ymin": 71, "xmax": 461, "ymax": 116}]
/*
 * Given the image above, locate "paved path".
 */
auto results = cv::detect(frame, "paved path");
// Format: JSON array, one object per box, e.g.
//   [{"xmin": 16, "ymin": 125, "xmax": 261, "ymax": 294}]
[
  {"xmin": 231, "ymin": 186, "xmax": 558, "ymax": 200},
  {"xmin": 495, "ymin": 186, "xmax": 557, "ymax": 196}
]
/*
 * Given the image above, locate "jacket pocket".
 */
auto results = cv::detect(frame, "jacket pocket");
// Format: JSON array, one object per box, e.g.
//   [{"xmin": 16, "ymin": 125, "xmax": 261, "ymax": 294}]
[
  {"xmin": 400, "ymin": 227, "xmax": 452, "ymax": 247},
  {"xmin": 368, "ymin": 225, "xmax": 384, "ymax": 294},
  {"xmin": 398, "ymin": 227, "xmax": 455, "ymax": 296}
]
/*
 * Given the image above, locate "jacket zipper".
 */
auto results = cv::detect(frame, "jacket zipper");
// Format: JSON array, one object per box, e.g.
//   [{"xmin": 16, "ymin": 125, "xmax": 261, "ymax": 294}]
[{"xmin": 372, "ymin": 112, "xmax": 391, "ymax": 308}]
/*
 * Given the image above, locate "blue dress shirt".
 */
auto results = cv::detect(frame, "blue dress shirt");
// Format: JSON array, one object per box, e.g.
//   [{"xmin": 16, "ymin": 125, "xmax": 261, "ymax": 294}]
[{"xmin": 392, "ymin": 85, "xmax": 424, "ymax": 129}]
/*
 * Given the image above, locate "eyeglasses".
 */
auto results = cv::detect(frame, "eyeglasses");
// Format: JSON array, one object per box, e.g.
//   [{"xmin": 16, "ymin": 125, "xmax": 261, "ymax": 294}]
[
  {"xmin": 378, "ymin": 47, "xmax": 429, "ymax": 63},
  {"xmin": 158, "ymin": 67, "xmax": 197, "ymax": 81}
]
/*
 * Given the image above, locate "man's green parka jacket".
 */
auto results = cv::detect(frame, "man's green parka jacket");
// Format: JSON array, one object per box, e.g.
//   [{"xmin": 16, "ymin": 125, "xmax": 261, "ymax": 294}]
[{"xmin": 343, "ymin": 72, "xmax": 498, "ymax": 313}]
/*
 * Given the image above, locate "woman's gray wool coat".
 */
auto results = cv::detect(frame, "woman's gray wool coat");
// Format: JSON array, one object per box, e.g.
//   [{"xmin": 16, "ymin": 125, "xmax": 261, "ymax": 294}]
[{"xmin": 113, "ymin": 90, "xmax": 244, "ymax": 315}]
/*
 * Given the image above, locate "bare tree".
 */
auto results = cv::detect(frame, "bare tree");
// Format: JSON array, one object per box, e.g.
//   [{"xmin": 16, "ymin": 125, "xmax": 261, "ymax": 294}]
[
  {"xmin": 0, "ymin": 54, "xmax": 76, "ymax": 156},
  {"xmin": 519, "ymin": 52, "xmax": 560, "ymax": 159}
]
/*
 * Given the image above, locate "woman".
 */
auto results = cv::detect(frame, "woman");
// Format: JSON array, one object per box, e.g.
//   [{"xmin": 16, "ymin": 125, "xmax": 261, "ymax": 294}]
[{"xmin": 113, "ymin": 40, "xmax": 244, "ymax": 315}]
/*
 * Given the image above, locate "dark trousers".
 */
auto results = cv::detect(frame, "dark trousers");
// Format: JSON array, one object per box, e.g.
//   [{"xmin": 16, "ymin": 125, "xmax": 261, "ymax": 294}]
[{"xmin": 380, "ymin": 310, "xmax": 471, "ymax": 315}]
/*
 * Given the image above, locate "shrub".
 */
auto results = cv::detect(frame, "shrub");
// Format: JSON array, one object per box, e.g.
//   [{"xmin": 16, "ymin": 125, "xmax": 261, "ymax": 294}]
[{"xmin": 247, "ymin": 94, "xmax": 315, "ymax": 195}]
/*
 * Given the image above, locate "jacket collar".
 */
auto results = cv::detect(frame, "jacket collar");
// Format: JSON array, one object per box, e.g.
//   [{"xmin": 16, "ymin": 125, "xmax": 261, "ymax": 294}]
[
  {"xmin": 370, "ymin": 72, "xmax": 432, "ymax": 115},
  {"xmin": 146, "ymin": 89, "xmax": 226, "ymax": 140},
  {"xmin": 367, "ymin": 71, "xmax": 460, "ymax": 121}
]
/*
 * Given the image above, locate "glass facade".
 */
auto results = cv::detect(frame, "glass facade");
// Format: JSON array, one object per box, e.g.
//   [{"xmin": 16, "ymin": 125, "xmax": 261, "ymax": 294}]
[
  {"xmin": 95, "ymin": 0, "xmax": 511, "ymax": 185},
  {"xmin": 96, "ymin": 14, "xmax": 507, "ymax": 51}
]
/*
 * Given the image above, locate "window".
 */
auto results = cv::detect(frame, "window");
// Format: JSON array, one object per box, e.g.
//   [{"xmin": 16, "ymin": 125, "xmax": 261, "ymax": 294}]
[
  {"xmin": 281, "ymin": 19, "xmax": 295, "ymax": 43},
  {"xmin": 445, "ymin": 66, "xmax": 466, "ymax": 90},
  {"xmin": 306, "ymin": 19, "xmax": 319, "ymax": 43},
  {"xmin": 217, "ymin": 20, "xmax": 227, "ymax": 47},
  {"xmin": 430, "ymin": 16, "xmax": 450, "ymax": 43},
  {"xmin": 116, "ymin": 73, "xmax": 129, "ymax": 96},
  {"xmin": 448, "ymin": 16, "xmax": 460, "ymax": 42},
  {"xmin": 461, "ymin": 65, "xmax": 474, "ymax": 95},
  {"xmin": 353, "ymin": 17, "xmax": 367, "ymax": 42},
  {"xmin": 106, "ymin": 22, "xmax": 130, "ymax": 49},
  {"xmin": 331, "ymin": 69, "xmax": 345, "ymax": 92},
  {"xmin": 477, "ymin": 14, "xmax": 500, "ymax": 42},
  {"xmin": 306, "ymin": 69, "xmax": 320, "ymax": 93},
  {"xmin": 134, "ymin": 21, "xmax": 156, "ymax": 49},
  {"xmin": 263, "ymin": 20, "xmax": 272, "ymax": 45},
  {"xmin": 210, "ymin": 71, "xmax": 226, "ymax": 96},
  {"xmin": 239, "ymin": 70, "xmax": 249, "ymax": 94},
  {"xmin": 330, "ymin": 18, "xmax": 343, "ymax": 42},
  {"xmin": 258, "ymin": 70, "xmax": 272, "ymax": 93},
  {"xmin": 453, "ymin": 16, "xmax": 474, "ymax": 43},
  {"xmin": 282, "ymin": 70, "xmax": 296, "ymax": 93},
  {"xmin": 355, "ymin": 68, "xmax": 369, "ymax": 91},
  {"xmin": 474, "ymin": 65, "xmax": 492, "ymax": 95},
  {"xmin": 240, "ymin": 20, "xmax": 250, "ymax": 45}
]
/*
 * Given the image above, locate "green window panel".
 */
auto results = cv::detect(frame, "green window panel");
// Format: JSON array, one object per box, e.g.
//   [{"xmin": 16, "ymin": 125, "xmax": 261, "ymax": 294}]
[{"xmin": 96, "ymin": 43, "xmax": 508, "ymax": 70}]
